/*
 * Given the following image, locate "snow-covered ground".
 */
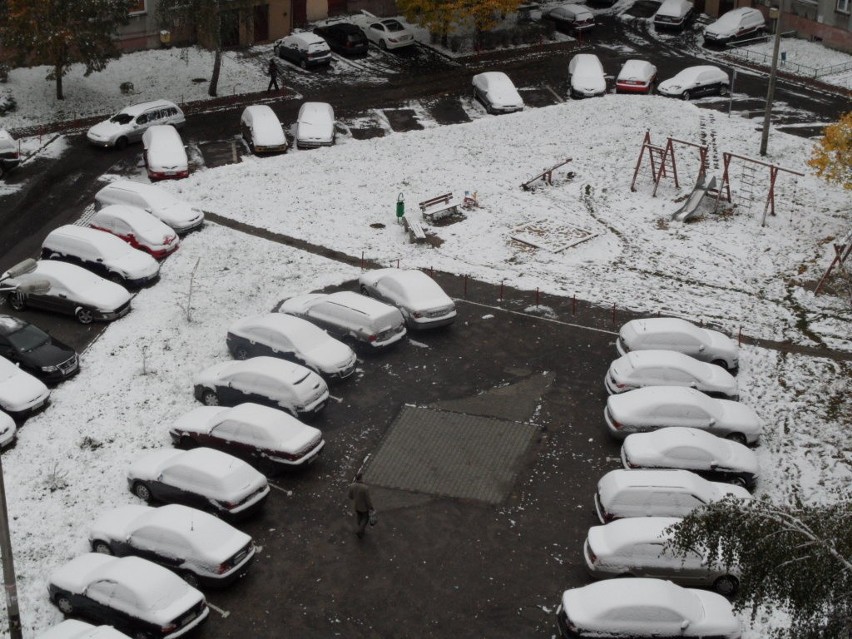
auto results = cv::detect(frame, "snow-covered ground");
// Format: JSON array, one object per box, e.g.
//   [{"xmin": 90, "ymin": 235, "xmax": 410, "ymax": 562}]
[{"xmin": 733, "ymin": 37, "xmax": 852, "ymax": 89}]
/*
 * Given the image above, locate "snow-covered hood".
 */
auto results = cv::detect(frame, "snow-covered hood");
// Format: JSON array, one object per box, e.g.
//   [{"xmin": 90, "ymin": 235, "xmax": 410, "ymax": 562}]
[
  {"xmin": 717, "ymin": 400, "xmax": 761, "ymax": 435},
  {"xmin": 702, "ymin": 365, "xmax": 738, "ymax": 397},
  {"xmin": 704, "ymin": 329, "xmax": 738, "ymax": 363},
  {"xmin": 154, "ymin": 201, "xmax": 203, "ymax": 230},
  {"xmin": 172, "ymin": 406, "xmax": 229, "ymax": 435},
  {"xmin": 86, "ymin": 120, "xmax": 126, "ymax": 141},
  {"xmin": 193, "ymin": 361, "xmax": 235, "ymax": 388},
  {"xmin": 303, "ymin": 339, "xmax": 356, "ymax": 375},
  {"xmin": 0, "ymin": 356, "xmax": 49, "ymax": 412},
  {"xmin": 88, "ymin": 504, "xmax": 151, "ymax": 544},
  {"xmin": 690, "ymin": 590, "xmax": 741, "ymax": 637},
  {"xmin": 298, "ymin": 118, "xmax": 334, "ymax": 143},
  {"xmin": 108, "ymin": 249, "xmax": 160, "ymax": 280},
  {"xmin": 128, "ymin": 448, "xmax": 185, "ymax": 482},
  {"xmin": 721, "ymin": 441, "xmax": 760, "ymax": 476}
]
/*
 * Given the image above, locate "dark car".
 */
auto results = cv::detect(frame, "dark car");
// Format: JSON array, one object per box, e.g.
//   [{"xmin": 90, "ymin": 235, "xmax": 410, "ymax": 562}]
[
  {"xmin": 313, "ymin": 22, "xmax": 369, "ymax": 56},
  {"xmin": 273, "ymin": 32, "xmax": 332, "ymax": 69},
  {"xmin": 0, "ymin": 315, "xmax": 79, "ymax": 383},
  {"xmin": 0, "ymin": 129, "xmax": 20, "ymax": 179}
]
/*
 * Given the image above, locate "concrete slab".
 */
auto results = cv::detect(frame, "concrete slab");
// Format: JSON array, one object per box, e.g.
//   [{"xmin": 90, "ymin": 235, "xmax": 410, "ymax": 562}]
[{"xmin": 431, "ymin": 371, "xmax": 555, "ymax": 422}]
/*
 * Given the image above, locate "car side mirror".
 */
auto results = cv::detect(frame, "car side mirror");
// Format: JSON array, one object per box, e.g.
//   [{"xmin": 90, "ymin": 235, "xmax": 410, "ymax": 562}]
[
  {"xmin": 96, "ymin": 258, "xmax": 103, "ymax": 262},
  {"xmin": 681, "ymin": 620, "xmax": 690, "ymax": 630},
  {"xmin": 710, "ymin": 461, "xmax": 718, "ymax": 469},
  {"xmin": 698, "ymin": 344, "xmax": 705, "ymax": 351},
  {"xmin": 690, "ymin": 382, "xmax": 697, "ymax": 388},
  {"xmin": 709, "ymin": 418, "xmax": 716, "ymax": 425}
]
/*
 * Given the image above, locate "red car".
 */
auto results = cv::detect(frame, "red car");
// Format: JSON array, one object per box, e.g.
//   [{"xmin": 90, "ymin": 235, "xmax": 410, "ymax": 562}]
[
  {"xmin": 615, "ymin": 60, "xmax": 658, "ymax": 94},
  {"xmin": 89, "ymin": 204, "xmax": 180, "ymax": 259}
]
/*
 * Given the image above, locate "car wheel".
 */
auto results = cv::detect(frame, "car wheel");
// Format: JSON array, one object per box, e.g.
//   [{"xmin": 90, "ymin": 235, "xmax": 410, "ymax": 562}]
[
  {"xmin": 729, "ymin": 476, "xmax": 748, "ymax": 488},
  {"xmin": 75, "ymin": 308, "xmax": 95, "ymax": 325},
  {"xmin": 360, "ymin": 285, "xmax": 370, "ymax": 296},
  {"xmin": 202, "ymin": 390, "xmax": 219, "ymax": 406},
  {"xmin": 55, "ymin": 594, "xmax": 74, "ymax": 615},
  {"xmin": 133, "ymin": 481, "xmax": 152, "ymax": 502},
  {"xmin": 682, "ymin": 90, "xmax": 691, "ymax": 101},
  {"xmin": 713, "ymin": 575, "xmax": 739, "ymax": 596},
  {"xmin": 300, "ymin": 58, "xmax": 307, "ymax": 69},
  {"xmin": 711, "ymin": 359, "xmax": 729, "ymax": 369},
  {"xmin": 234, "ymin": 346, "xmax": 250, "ymax": 360},
  {"xmin": 7, "ymin": 293, "xmax": 25, "ymax": 311},
  {"xmin": 719, "ymin": 84, "xmax": 729, "ymax": 97},
  {"xmin": 379, "ymin": 39, "xmax": 388, "ymax": 50},
  {"xmin": 726, "ymin": 432, "xmax": 748, "ymax": 446},
  {"xmin": 108, "ymin": 272, "xmax": 124, "ymax": 284},
  {"xmin": 134, "ymin": 632, "xmax": 154, "ymax": 639},
  {"xmin": 181, "ymin": 571, "xmax": 200, "ymax": 588},
  {"xmin": 115, "ymin": 136, "xmax": 128, "ymax": 150}
]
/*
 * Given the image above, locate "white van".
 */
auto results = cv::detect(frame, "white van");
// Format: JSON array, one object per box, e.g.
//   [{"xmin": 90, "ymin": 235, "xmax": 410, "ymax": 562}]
[
  {"xmin": 0, "ymin": 129, "xmax": 20, "ymax": 179},
  {"xmin": 142, "ymin": 125, "xmax": 189, "ymax": 181},
  {"xmin": 95, "ymin": 180, "xmax": 204, "ymax": 234},
  {"xmin": 86, "ymin": 100, "xmax": 185, "ymax": 149}
]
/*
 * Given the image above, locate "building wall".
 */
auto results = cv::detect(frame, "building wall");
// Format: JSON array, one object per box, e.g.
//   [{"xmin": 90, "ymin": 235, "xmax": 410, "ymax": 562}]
[
  {"xmin": 782, "ymin": 9, "xmax": 852, "ymax": 51},
  {"xmin": 703, "ymin": 0, "xmax": 755, "ymax": 20},
  {"xmin": 306, "ymin": 0, "xmax": 330, "ymax": 22}
]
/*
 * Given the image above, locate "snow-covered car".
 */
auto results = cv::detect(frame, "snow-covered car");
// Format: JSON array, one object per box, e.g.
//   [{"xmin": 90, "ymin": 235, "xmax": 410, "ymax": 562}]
[
  {"xmin": 0, "ymin": 128, "xmax": 20, "ymax": 179},
  {"xmin": 617, "ymin": 317, "xmax": 739, "ymax": 371},
  {"xmin": 85, "ymin": 100, "xmax": 185, "ymax": 150},
  {"xmin": 0, "ymin": 315, "xmax": 79, "ymax": 383},
  {"xmin": 605, "ymin": 350, "xmax": 738, "ymax": 400},
  {"xmin": 622, "ymin": 427, "xmax": 760, "ymax": 490},
  {"xmin": 273, "ymin": 32, "xmax": 332, "ymax": 69},
  {"xmin": 657, "ymin": 66, "xmax": 730, "ymax": 100},
  {"xmin": 169, "ymin": 403, "xmax": 325, "ymax": 472},
  {"xmin": 47, "ymin": 554, "xmax": 209, "ymax": 639},
  {"xmin": 358, "ymin": 269, "xmax": 457, "ymax": 330},
  {"xmin": 0, "ymin": 354, "xmax": 50, "ymax": 419},
  {"xmin": 568, "ymin": 53, "xmax": 606, "ymax": 98},
  {"xmin": 351, "ymin": 12, "xmax": 415, "ymax": 50},
  {"xmin": 142, "ymin": 125, "xmax": 189, "ymax": 181},
  {"xmin": 653, "ymin": 0, "xmax": 694, "ymax": 31},
  {"xmin": 193, "ymin": 356, "xmax": 329, "ymax": 418},
  {"xmin": 605, "ymin": 386, "xmax": 761, "ymax": 444},
  {"xmin": 472, "ymin": 72, "xmax": 524, "ymax": 114},
  {"xmin": 227, "ymin": 313, "xmax": 357, "ymax": 380},
  {"xmin": 555, "ymin": 578, "xmax": 741, "ymax": 639},
  {"xmin": 544, "ymin": 4, "xmax": 595, "ymax": 33},
  {"xmin": 127, "ymin": 448, "xmax": 270, "ymax": 520},
  {"xmin": 313, "ymin": 22, "xmax": 369, "ymax": 56},
  {"xmin": 42, "ymin": 224, "xmax": 160, "ymax": 288},
  {"xmin": 615, "ymin": 59, "xmax": 657, "ymax": 94},
  {"xmin": 88, "ymin": 504, "xmax": 255, "ymax": 589},
  {"xmin": 584, "ymin": 517, "xmax": 741, "ymax": 595},
  {"xmin": 95, "ymin": 181, "xmax": 204, "ymax": 235},
  {"xmin": 703, "ymin": 7, "xmax": 765, "ymax": 45},
  {"xmin": 294, "ymin": 102, "xmax": 335, "ymax": 149},
  {"xmin": 280, "ymin": 291, "xmax": 407, "ymax": 348},
  {"xmin": 5, "ymin": 260, "xmax": 132, "ymax": 324},
  {"xmin": 89, "ymin": 204, "xmax": 180, "ymax": 260},
  {"xmin": 240, "ymin": 105, "xmax": 288, "ymax": 154},
  {"xmin": 0, "ymin": 411, "xmax": 17, "ymax": 448},
  {"xmin": 594, "ymin": 468, "xmax": 751, "ymax": 522},
  {"xmin": 36, "ymin": 620, "xmax": 132, "ymax": 639}
]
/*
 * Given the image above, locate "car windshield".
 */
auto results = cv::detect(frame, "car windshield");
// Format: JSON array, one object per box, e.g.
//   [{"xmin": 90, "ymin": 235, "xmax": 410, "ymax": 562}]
[
  {"xmin": 7, "ymin": 324, "xmax": 49, "ymax": 352},
  {"xmin": 109, "ymin": 113, "xmax": 134, "ymax": 125}
]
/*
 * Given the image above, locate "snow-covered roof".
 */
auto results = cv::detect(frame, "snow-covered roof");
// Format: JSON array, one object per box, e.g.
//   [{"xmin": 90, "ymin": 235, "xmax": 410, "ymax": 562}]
[
  {"xmin": 561, "ymin": 579, "xmax": 702, "ymax": 626},
  {"xmin": 587, "ymin": 516, "xmax": 681, "ymax": 553},
  {"xmin": 117, "ymin": 100, "xmax": 179, "ymax": 118}
]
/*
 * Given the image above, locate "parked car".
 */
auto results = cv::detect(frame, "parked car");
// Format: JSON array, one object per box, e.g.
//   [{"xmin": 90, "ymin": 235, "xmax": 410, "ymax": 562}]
[
  {"xmin": 351, "ymin": 11, "xmax": 415, "ymax": 50},
  {"xmin": 568, "ymin": 53, "xmax": 606, "ymax": 98},
  {"xmin": 36, "ymin": 620, "xmax": 132, "ymax": 639},
  {"xmin": 615, "ymin": 59, "xmax": 657, "ymax": 94},
  {"xmin": 555, "ymin": 578, "xmax": 741, "ymax": 639},
  {"xmin": 0, "ymin": 411, "xmax": 16, "ymax": 448},
  {"xmin": 622, "ymin": 426, "xmax": 759, "ymax": 489},
  {"xmin": 653, "ymin": 0, "xmax": 694, "ymax": 31},
  {"xmin": 594, "ymin": 468, "xmax": 751, "ymax": 523},
  {"xmin": 472, "ymin": 72, "xmax": 524, "ymax": 114},
  {"xmin": 42, "ymin": 225, "xmax": 159, "ymax": 288},
  {"xmin": 193, "ymin": 356, "xmax": 329, "ymax": 418},
  {"xmin": 605, "ymin": 350, "xmax": 738, "ymax": 399},
  {"xmin": 295, "ymin": 102, "xmax": 335, "ymax": 149},
  {"xmin": 617, "ymin": 317, "xmax": 739, "ymax": 371},
  {"xmin": 544, "ymin": 4, "xmax": 595, "ymax": 33},
  {"xmin": 86, "ymin": 100, "xmax": 185, "ymax": 150},
  {"xmin": 280, "ymin": 291, "xmax": 407, "ymax": 348},
  {"xmin": 358, "ymin": 269, "xmax": 457, "ymax": 329},
  {"xmin": 95, "ymin": 180, "xmax": 204, "ymax": 235},
  {"xmin": 658, "ymin": 65, "xmax": 730, "ymax": 100},
  {"xmin": 88, "ymin": 503, "xmax": 255, "ymax": 588},
  {"xmin": 0, "ymin": 128, "xmax": 20, "ymax": 179},
  {"xmin": 127, "ymin": 447, "xmax": 270, "ymax": 520},
  {"xmin": 0, "ymin": 355, "xmax": 49, "ymax": 419},
  {"xmin": 142, "ymin": 125, "xmax": 188, "ymax": 181},
  {"xmin": 605, "ymin": 386, "xmax": 761, "ymax": 444},
  {"xmin": 89, "ymin": 204, "xmax": 180, "ymax": 260},
  {"xmin": 0, "ymin": 315, "xmax": 79, "ymax": 383},
  {"xmin": 227, "ymin": 313, "xmax": 357, "ymax": 380},
  {"xmin": 584, "ymin": 517, "xmax": 741, "ymax": 594},
  {"xmin": 274, "ymin": 32, "xmax": 332, "ymax": 68},
  {"xmin": 48, "ymin": 553, "xmax": 209, "ymax": 638},
  {"xmin": 703, "ymin": 7, "xmax": 765, "ymax": 45},
  {"xmin": 169, "ymin": 403, "xmax": 325, "ymax": 472},
  {"xmin": 313, "ymin": 22, "xmax": 369, "ymax": 56},
  {"xmin": 5, "ymin": 260, "xmax": 132, "ymax": 324},
  {"xmin": 240, "ymin": 105, "xmax": 288, "ymax": 154}
]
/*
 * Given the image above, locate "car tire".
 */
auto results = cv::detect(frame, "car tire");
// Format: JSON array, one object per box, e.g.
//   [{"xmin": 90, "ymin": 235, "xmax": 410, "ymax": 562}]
[
  {"xmin": 711, "ymin": 359, "xmax": 729, "ymax": 369},
  {"xmin": 719, "ymin": 84, "xmax": 729, "ymax": 97},
  {"xmin": 300, "ymin": 58, "xmax": 307, "ymax": 69},
  {"xmin": 729, "ymin": 476, "xmax": 748, "ymax": 489},
  {"xmin": 115, "ymin": 136, "xmax": 128, "ymax": 150},
  {"xmin": 134, "ymin": 632, "xmax": 154, "ymax": 639},
  {"xmin": 202, "ymin": 390, "xmax": 219, "ymax": 406},
  {"xmin": 726, "ymin": 432, "xmax": 748, "ymax": 446},
  {"xmin": 180, "ymin": 435, "xmax": 199, "ymax": 449},
  {"xmin": 133, "ymin": 481, "xmax": 152, "ymax": 502},
  {"xmin": 181, "ymin": 571, "xmax": 200, "ymax": 589},
  {"xmin": 92, "ymin": 540, "xmax": 113, "ymax": 555},
  {"xmin": 682, "ymin": 90, "xmax": 691, "ymax": 101},
  {"xmin": 108, "ymin": 272, "xmax": 124, "ymax": 284},
  {"xmin": 75, "ymin": 308, "xmax": 95, "ymax": 325},
  {"xmin": 55, "ymin": 594, "xmax": 74, "ymax": 615},
  {"xmin": 8, "ymin": 293, "xmax": 25, "ymax": 311},
  {"xmin": 360, "ymin": 285, "xmax": 370, "ymax": 296},
  {"xmin": 713, "ymin": 575, "xmax": 739, "ymax": 596},
  {"xmin": 379, "ymin": 39, "xmax": 388, "ymax": 51},
  {"xmin": 234, "ymin": 346, "xmax": 250, "ymax": 360}
]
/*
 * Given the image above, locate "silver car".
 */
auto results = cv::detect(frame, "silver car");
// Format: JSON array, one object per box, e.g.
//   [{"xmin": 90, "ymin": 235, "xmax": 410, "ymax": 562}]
[
  {"xmin": 617, "ymin": 318, "xmax": 739, "ymax": 371},
  {"xmin": 358, "ymin": 269, "xmax": 456, "ymax": 329},
  {"xmin": 86, "ymin": 100, "xmax": 185, "ymax": 149}
]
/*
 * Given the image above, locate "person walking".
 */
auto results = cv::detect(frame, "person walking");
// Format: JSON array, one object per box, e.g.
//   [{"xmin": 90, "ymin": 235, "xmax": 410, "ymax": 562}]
[
  {"xmin": 348, "ymin": 472, "xmax": 373, "ymax": 539},
  {"xmin": 267, "ymin": 58, "xmax": 279, "ymax": 92}
]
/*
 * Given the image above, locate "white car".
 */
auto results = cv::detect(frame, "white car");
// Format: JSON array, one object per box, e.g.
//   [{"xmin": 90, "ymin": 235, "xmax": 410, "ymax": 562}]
[
  {"xmin": 94, "ymin": 180, "xmax": 204, "ymax": 235},
  {"xmin": 142, "ymin": 124, "xmax": 189, "ymax": 181},
  {"xmin": 0, "ymin": 354, "xmax": 49, "ymax": 419},
  {"xmin": 617, "ymin": 317, "xmax": 739, "ymax": 371},
  {"xmin": 653, "ymin": 0, "xmax": 694, "ymax": 31},
  {"xmin": 88, "ymin": 503, "xmax": 255, "ymax": 588},
  {"xmin": 48, "ymin": 554, "xmax": 209, "ymax": 638},
  {"xmin": 605, "ymin": 350, "xmax": 738, "ymax": 400},
  {"xmin": 545, "ymin": 4, "xmax": 595, "ymax": 33},
  {"xmin": 295, "ymin": 102, "xmax": 335, "ymax": 149},
  {"xmin": 615, "ymin": 59, "xmax": 657, "ymax": 94},
  {"xmin": 0, "ymin": 410, "xmax": 17, "ymax": 447},
  {"xmin": 605, "ymin": 386, "xmax": 761, "ymax": 444},
  {"xmin": 568, "ymin": 53, "xmax": 607, "ymax": 98},
  {"xmin": 36, "ymin": 620, "xmax": 132, "ymax": 639},
  {"xmin": 556, "ymin": 578, "xmax": 741, "ymax": 639},
  {"xmin": 89, "ymin": 204, "xmax": 180, "ymax": 260},
  {"xmin": 193, "ymin": 356, "xmax": 329, "ymax": 418},
  {"xmin": 472, "ymin": 72, "xmax": 524, "ymax": 114},
  {"xmin": 351, "ymin": 12, "xmax": 415, "ymax": 50},
  {"xmin": 85, "ymin": 100, "xmax": 185, "ymax": 150},
  {"xmin": 658, "ymin": 66, "xmax": 730, "ymax": 101},
  {"xmin": 703, "ymin": 7, "xmax": 765, "ymax": 45},
  {"xmin": 169, "ymin": 403, "xmax": 326, "ymax": 472},
  {"xmin": 240, "ymin": 105, "xmax": 288, "ymax": 153},
  {"xmin": 358, "ymin": 269, "xmax": 456, "ymax": 330},
  {"xmin": 622, "ymin": 427, "xmax": 759, "ymax": 490},
  {"xmin": 227, "ymin": 313, "xmax": 357, "ymax": 380}
]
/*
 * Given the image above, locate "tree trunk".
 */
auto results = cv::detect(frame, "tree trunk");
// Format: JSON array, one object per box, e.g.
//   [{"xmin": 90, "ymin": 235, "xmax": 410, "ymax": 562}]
[
  {"xmin": 55, "ymin": 64, "xmax": 64, "ymax": 100},
  {"xmin": 209, "ymin": 46, "xmax": 221, "ymax": 97}
]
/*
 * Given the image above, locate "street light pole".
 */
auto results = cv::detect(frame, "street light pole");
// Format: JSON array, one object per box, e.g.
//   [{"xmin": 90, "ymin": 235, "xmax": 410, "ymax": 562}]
[
  {"xmin": 0, "ymin": 453, "xmax": 22, "ymax": 639},
  {"xmin": 759, "ymin": 6, "xmax": 782, "ymax": 156}
]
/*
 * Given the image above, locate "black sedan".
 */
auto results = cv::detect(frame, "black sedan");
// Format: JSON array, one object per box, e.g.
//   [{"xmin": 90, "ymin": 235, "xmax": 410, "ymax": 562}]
[
  {"xmin": 0, "ymin": 315, "xmax": 79, "ymax": 382},
  {"xmin": 313, "ymin": 22, "xmax": 369, "ymax": 56}
]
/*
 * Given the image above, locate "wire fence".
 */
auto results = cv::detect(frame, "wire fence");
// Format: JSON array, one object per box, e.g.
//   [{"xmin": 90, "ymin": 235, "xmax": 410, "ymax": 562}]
[{"xmin": 727, "ymin": 34, "xmax": 852, "ymax": 79}]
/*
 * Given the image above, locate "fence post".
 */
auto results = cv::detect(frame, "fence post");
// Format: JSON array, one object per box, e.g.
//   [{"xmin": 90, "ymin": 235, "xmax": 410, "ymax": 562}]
[
  {"xmin": 535, "ymin": 287, "xmax": 540, "ymax": 306},
  {"xmin": 738, "ymin": 326, "xmax": 742, "ymax": 346},
  {"xmin": 360, "ymin": 250, "xmax": 364, "ymax": 270},
  {"xmin": 463, "ymin": 274, "xmax": 468, "ymax": 298},
  {"xmin": 612, "ymin": 303, "xmax": 616, "ymax": 325},
  {"xmin": 572, "ymin": 295, "xmax": 576, "ymax": 315},
  {"xmin": 499, "ymin": 280, "xmax": 504, "ymax": 302},
  {"xmin": 396, "ymin": 258, "xmax": 400, "ymax": 269},
  {"xmin": 430, "ymin": 266, "xmax": 433, "ymax": 278}
]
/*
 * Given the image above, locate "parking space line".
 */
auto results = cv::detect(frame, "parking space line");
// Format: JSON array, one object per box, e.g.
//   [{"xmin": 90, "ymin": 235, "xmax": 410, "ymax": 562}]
[
  {"xmin": 545, "ymin": 85, "xmax": 565, "ymax": 103},
  {"xmin": 455, "ymin": 299, "xmax": 618, "ymax": 335},
  {"xmin": 207, "ymin": 602, "xmax": 231, "ymax": 618},
  {"xmin": 267, "ymin": 481, "xmax": 292, "ymax": 494},
  {"xmin": 328, "ymin": 394, "xmax": 343, "ymax": 403}
]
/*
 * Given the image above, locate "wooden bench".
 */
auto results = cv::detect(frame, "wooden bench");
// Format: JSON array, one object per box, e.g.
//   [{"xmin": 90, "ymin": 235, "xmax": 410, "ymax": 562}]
[
  {"xmin": 419, "ymin": 193, "xmax": 460, "ymax": 222},
  {"xmin": 403, "ymin": 216, "xmax": 427, "ymax": 243}
]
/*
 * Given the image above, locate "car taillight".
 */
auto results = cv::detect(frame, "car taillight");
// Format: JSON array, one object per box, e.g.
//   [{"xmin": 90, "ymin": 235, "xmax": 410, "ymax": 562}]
[
  {"xmin": 612, "ymin": 419, "xmax": 622, "ymax": 430},
  {"xmin": 216, "ymin": 562, "xmax": 229, "ymax": 574},
  {"xmin": 162, "ymin": 624, "xmax": 177, "ymax": 633},
  {"xmin": 368, "ymin": 335, "xmax": 377, "ymax": 342},
  {"xmin": 626, "ymin": 460, "xmax": 639, "ymax": 468},
  {"xmin": 413, "ymin": 311, "xmax": 423, "ymax": 318}
]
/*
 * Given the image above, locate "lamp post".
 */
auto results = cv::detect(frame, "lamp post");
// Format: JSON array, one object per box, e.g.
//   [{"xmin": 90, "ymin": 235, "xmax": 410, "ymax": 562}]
[{"xmin": 759, "ymin": 6, "xmax": 782, "ymax": 156}]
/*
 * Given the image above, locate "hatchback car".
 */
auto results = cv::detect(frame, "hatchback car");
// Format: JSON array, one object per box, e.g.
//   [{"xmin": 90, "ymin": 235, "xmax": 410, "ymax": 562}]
[
  {"xmin": 556, "ymin": 578, "xmax": 741, "ymax": 639},
  {"xmin": 358, "ymin": 269, "xmax": 457, "ymax": 329},
  {"xmin": 472, "ymin": 72, "xmax": 524, "ymax": 114},
  {"xmin": 615, "ymin": 59, "xmax": 657, "ymax": 94},
  {"xmin": 295, "ymin": 102, "xmax": 336, "ymax": 149},
  {"xmin": 274, "ymin": 32, "xmax": 332, "ymax": 69},
  {"xmin": 568, "ymin": 53, "xmax": 606, "ymax": 98},
  {"xmin": 0, "ymin": 128, "xmax": 20, "ymax": 179},
  {"xmin": 280, "ymin": 291, "xmax": 407, "ymax": 348},
  {"xmin": 584, "ymin": 517, "xmax": 740, "ymax": 595},
  {"xmin": 48, "ymin": 553, "xmax": 209, "ymax": 639},
  {"xmin": 605, "ymin": 350, "xmax": 738, "ymax": 399},
  {"xmin": 86, "ymin": 100, "xmax": 185, "ymax": 150},
  {"xmin": 622, "ymin": 427, "xmax": 759, "ymax": 489},
  {"xmin": 313, "ymin": 22, "xmax": 369, "ymax": 56},
  {"xmin": 227, "ymin": 313, "xmax": 357, "ymax": 380},
  {"xmin": 0, "ymin": 355, "xmax": 50, "ymax": 419},
  {"xmin": 95, "ymin": 180, "xmax": 204, "ymax": 235},
  {"xmin": 169, "ymin": 403, "xmax": 325, "ymax": 472},
  {"xmin": 36, "ymin": 620, "xmax": 132, "ymax": 639},
  {"xmin": 240, "ymin": 105, "xmax": 288, "ymax": 154},
  {"xmin": 545, "ymin": 4, "xmax": 595, "ymax": 33},
  {"xmin": 88, "ymin": 504, "xmax": 255, "ymax": 589},
  {"xmin": 703, "ymin": 7, "xmax": 765, "ymax": 45},
  {"xmin": 658, "ymin": 66, "xmax": 730, "ymax": 100},
  {"xmin": 193, "ymin": 356, "xmax": 329, "ymax": 418},
  {"xmin": 653, "ymin": 0, "xmax": 694, "ymax": 31},
  {"xmin": 0, "ymin": 315, "xmax": 79, "ymax": 382},
  {"xmin": 605, "ymin": 386, "xmax": 761, "ymax": 444},
  {"xmin": 127, "ymin": 447, "xmax": 270, "ymax": 520},
  {"xmin": 617, "ymin": 317, "xmax": 739, "ymax": 371},
  {"xmin": 0, "ymin": 411, "xmax": 17, "ymax": 448},
  {"xmin": 89, "ymin": 205, "xmax": 180, "ymax": 260},
  {"xmin": 142, "ymin": 125, "xmax": 189, "ymax": 181},
  {"xmin": 352, "ymin": 13, "xmax": 416, "ymax": 50}
]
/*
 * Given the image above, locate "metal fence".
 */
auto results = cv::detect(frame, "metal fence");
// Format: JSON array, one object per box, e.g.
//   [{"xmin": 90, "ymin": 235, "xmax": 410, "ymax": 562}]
[{"xmin": 727, "ymin": 35, "xmax": 852, "ymax": 79}]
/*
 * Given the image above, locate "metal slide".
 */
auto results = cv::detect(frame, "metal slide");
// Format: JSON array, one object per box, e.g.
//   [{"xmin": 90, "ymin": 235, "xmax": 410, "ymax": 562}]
[{"xmin": 671, "ymin": 172, "xmax": 717, "ymax": 222}]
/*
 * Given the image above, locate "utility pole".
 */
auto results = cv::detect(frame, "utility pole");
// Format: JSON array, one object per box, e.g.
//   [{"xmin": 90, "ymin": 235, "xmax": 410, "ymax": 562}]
[
  {"xmin": 0, "ymin": 453, "xmax": 22, "ymax": 639},
  {"xmin": 759, "ymin": 6, "xmax": 782, "ymax": 156}
]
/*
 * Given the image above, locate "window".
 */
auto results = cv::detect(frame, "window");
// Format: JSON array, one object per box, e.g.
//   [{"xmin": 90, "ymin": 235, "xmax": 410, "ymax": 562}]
[
  {"xmin": 128, "ymin": 0, "xmax": 146, "ymax": 15},
  {"xmin": 838, "ymin": 0, "xmax": 850, "ymax": 13}
]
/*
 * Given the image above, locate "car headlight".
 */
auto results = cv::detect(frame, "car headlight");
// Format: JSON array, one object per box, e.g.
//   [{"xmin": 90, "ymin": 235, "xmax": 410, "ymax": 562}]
[{"xmin": 41, "ymin": 364, "xmax": 59, "ymax": 373}]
